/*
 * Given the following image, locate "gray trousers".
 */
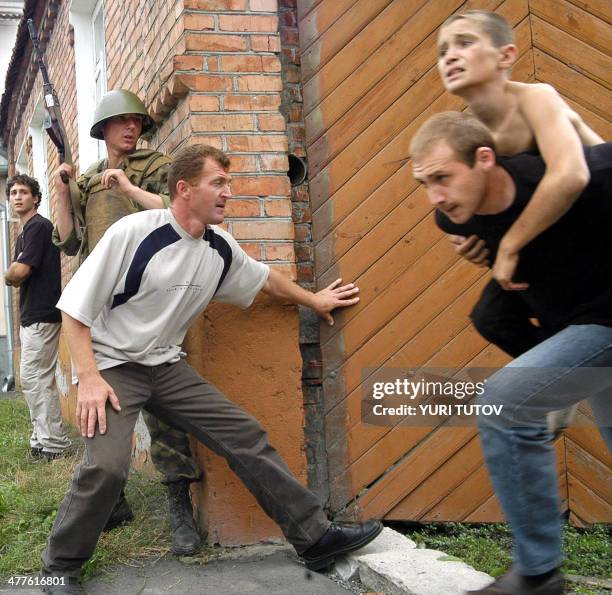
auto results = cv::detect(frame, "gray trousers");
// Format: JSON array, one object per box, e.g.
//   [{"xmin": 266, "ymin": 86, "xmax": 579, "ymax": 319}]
[{"xmin": 42, "ymin": 360, "xmax": 329, "ymax": 575}]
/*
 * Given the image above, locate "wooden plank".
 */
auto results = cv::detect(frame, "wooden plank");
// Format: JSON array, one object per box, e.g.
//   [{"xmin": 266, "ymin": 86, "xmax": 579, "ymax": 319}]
[
  {"xmin": 319, "ymin": 213, "xmax": 445, "ymax": 343},
  {"xmin": 565, "ymin": 0, "xmax": 612, "ymax": 24},
  {"xmin": 531, "ymin": 16, "xmax": 612, "ymax": 89},
  {"xmin": 529, "ymin": 0, "xmax": 612, "ymax": 55},
  {"xmin": 301, "ymin": 0, "xmax": 394, "ymax": 83},
  {"xmin": 465, "ymin": 491, "xmax": 504, "ymax": 522},
  {"xmin": 534, "ymin": 49, "xmax": 611, "ymax": 120},
  {"xmin": 565, "ymin": 426, "xmax": 612, "ymax": 463},
  {"xmin": 297, "ymin": 0, "xmax": 325, "ymax": 22},
  {"xmin": 387, "ymin": 436, "xmax": 484, "ymax": 519},
  {"xmin": 305, "ymin": 0, "xmax": 527, "ymax": 171},
  {"xmin": 322, "ymin": 259, "xmax": 483, "ymax": 401},
  {"xmin": 565, "ymin": 437, "xmax": 612, "ymax": 503},
  {"xmin": 297, "ymin": 0, "xmax": 356, "ymax": 53},
  {"xmin": 322, "ymin": 240, "xmax": 461, "ymax": 367},
  {"xmin": 325, "ymin": 298, "xmax": 488, "ymax": 459},
  {"xmin": 353, "ymin": 428, "xmax": 476, "ymax": 519},
  {"xmin": 325, "ymin": 278, "xmax": 489, "ymax": 482},
  {"xmin": 305, "ymin": 0, "xmax": 459, "ymax": 145},
  {"xmin": 313, "ymin": 164, "xmax": 417, "ymax": 274},
  {"xmin": 424, "ymin": 437, "xmax": 567, "ymax": 521},
  {"xmin": 567, "ymin": 473, "xmax": 612, "ymax": 523},
  {"xmin": 302, "ymin": 0, "xmax": 434, "ymax": 115},
  {"xmin": 561, "ymin": 96, "xmax": 612, "ymax": 140}
]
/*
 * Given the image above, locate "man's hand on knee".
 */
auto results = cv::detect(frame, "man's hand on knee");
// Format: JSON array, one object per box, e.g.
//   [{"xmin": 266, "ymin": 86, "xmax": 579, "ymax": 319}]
[{"xmin": 76, "ymin": 371, "xmax": 121, "ymax": 438}]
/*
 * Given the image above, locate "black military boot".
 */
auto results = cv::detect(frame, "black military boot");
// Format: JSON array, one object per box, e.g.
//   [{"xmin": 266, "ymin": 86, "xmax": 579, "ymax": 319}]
[
  {"xmin": 103, "ymin": 490, "xmax": 134, "ymax": 532},
  {"xmin": 167, "ymin": 479, "xmax": 201, "ymax": 556}
]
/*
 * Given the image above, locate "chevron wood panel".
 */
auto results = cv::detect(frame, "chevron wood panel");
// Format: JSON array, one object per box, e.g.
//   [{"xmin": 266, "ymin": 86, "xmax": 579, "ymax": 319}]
[{"xmin": 298, "ymin": 0, "xmax": 611, "ymax": 522}]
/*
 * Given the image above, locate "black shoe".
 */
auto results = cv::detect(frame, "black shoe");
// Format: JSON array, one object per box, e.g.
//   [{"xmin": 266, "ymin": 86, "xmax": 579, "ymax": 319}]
[
  {"xmin": 468, "ymin": 566, "xmax": 565, "ymax": 594},
  {"xmin": 103, "ymin": 490, "xmax": 134, "ymax": 532},
  {"xmin": 300, "ymin": 519, "xmax": 383, "ymax": 571},
  {"xmin": 41, "ymin": 450, "xmax": 68, "ymax": 461},
  {"xmin": 30, "ymin": 447, "xmax": 43, "ymax": 458},
  {"xmin": 167, "ymin": 480, "xmax": 201, "ymax": 556},
  {"xmin": 41, "ymin": 574, "xmax": 85, "ymax": 594}
]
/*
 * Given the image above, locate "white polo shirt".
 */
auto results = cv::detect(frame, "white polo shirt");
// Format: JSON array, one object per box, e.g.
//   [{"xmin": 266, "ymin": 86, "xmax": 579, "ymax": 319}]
[{"xmin": 58, "ymin": 209, "xmax": 269, "ymax": 370}]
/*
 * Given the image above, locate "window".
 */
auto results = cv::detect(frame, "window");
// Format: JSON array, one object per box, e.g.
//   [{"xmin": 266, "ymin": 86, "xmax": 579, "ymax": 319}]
[{"xmin": 70, "ymin": 0, "xmax": 107, "ymax": 169}]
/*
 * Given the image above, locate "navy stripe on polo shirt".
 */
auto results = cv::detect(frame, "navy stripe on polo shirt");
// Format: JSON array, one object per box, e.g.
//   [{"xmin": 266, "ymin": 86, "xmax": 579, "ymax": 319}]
[
  {"xmin": 111, "ymin": 223, "xmax": 181, "ymax": 309},
  {"xmin": 204, "ymin": 227, "xmax": 233, "ymax": 293}
]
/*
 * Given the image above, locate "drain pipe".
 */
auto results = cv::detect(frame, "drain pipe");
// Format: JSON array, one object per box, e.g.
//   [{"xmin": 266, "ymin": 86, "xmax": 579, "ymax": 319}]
[{"xmin": 0, "ymin": 201, "xmax": 15, "ymax": 391}]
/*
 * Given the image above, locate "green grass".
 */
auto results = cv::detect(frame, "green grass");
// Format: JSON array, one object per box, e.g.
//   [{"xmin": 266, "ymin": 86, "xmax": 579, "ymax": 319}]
[
  {"xmin": 0, "ymin": 396, "xmax": 178, "ymax": 580},
  {"xmin": 400, "ymin": 521, "xmax": 611, "ymax": 581}
]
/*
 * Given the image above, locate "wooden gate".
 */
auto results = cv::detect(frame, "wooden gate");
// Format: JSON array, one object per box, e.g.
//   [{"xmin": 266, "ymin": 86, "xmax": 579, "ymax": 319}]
[{"xmin": 298, "ymin": 0, "xmax": 611, "ymax": 524}]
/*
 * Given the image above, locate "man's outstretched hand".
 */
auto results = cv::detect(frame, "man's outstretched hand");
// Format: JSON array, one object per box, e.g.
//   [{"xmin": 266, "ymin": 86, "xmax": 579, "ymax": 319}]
[{"xmin": 312, "ymin": 278, "xmax": 360, "ymax": 325}]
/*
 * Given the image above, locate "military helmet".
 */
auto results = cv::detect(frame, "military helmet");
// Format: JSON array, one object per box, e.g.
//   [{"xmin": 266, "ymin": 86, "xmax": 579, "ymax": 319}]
[{"xmin": 90, "ymin": 89, "xmax": 155, "ymax": 140}]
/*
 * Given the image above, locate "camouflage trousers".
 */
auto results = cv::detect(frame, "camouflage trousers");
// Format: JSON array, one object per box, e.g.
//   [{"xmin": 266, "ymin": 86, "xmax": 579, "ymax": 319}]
[{"xmin": 142, "ymin": 410, "xmax": 203, "ymax": 484}]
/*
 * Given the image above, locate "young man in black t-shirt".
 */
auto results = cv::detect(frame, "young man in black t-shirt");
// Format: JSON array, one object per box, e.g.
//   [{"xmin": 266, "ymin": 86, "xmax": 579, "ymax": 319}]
[
  {"xmin": 4, "ymin": 174, "xmax": 70, "ymax": 460},
  {"xmin": 410, "ymin": 112, "xmax": 611, "ymax": 595}
]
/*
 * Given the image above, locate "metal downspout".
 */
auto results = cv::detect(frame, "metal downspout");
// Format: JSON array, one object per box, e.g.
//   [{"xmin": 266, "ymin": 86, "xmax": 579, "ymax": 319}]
[{"xmin": 0, "ymin": 202, "xmax": 15, "ymax": 391}]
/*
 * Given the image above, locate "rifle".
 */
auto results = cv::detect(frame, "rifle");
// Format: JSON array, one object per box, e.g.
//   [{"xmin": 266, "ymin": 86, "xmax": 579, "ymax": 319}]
[{"xmin": 27, "ymin": 19, "xmax": 84, "ymax": 236}]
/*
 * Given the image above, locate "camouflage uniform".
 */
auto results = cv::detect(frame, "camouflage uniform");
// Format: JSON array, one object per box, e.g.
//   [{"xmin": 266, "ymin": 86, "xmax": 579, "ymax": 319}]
[{"xmin": 53, "ymin": 149, "xmax": 201, "ymax": 484}]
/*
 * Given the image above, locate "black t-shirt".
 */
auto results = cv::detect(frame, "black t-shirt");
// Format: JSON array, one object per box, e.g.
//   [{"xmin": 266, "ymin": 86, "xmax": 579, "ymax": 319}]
[
  {"xmin": 15, "ymin": 213, "xmax": 62, "ymax": 326},
  {"xmin": 436, "ymin": 143, "xmax": 612, "ymax": 333}
]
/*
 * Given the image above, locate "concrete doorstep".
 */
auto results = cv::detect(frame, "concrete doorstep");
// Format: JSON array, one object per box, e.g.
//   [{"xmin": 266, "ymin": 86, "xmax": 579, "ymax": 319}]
[{"xmin": 333, "ymin": 527, "xmax": 493, "ymax": 595}]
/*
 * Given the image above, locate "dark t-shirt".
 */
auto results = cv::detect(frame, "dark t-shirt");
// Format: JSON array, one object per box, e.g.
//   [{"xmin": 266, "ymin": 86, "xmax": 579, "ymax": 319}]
[
  {"xmin": 435, "ymin": 143, "xmax": 612, "ymax": 333},
  {"xmin": 15, "ymin": 213, "xmax": 62, "ymax": 326}
]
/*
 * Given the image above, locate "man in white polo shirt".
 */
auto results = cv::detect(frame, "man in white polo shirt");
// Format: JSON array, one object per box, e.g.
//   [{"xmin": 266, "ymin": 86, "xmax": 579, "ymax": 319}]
[{"xmin": 41, "ymin": 144, "xmax": 382, "ymax": 593}]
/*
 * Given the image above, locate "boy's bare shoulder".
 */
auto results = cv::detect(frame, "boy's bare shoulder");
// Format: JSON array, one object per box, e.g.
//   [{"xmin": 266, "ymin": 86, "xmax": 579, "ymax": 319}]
[{"xmin": 508, "ymin": 81, "xmax": 559, "ymax": 104}]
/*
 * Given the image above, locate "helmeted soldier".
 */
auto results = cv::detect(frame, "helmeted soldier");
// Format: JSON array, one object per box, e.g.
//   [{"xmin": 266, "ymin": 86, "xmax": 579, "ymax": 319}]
[{"xmin": 54, "ymin": 89, "xmax": 202, "ymax": 556}]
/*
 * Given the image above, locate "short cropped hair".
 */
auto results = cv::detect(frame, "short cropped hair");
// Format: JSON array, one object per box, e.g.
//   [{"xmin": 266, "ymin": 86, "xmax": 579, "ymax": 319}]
[
  {"xmin": 441, "ymin": 10, "xmax": 515, "ymax": 47},
  {"xmin": 6, "ymin": 174, "xmax": 42, "ymax": 207},
  {"xmin": 410, "ymin": 111, "xmax": 496, "ymax": 167},
  {"xmin": 168, "ymin": 144, "xmax": 231, "ymax": 199}
]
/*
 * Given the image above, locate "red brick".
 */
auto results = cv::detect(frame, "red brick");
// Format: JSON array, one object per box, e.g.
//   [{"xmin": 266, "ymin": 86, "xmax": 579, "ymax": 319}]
[
  {"xmin": 279, "ymin": 11, "xmax": 297, "ymax": 26},
  {"xmin": 187, "ymin": 136, "xmax": 224, "ymax": 149},
  {"xmin": 221, "ymin": 55, "xmax": 265, "ymax": 72},
  {"xmin": 224, "ymin": 94, "xmax": 281, "ymax": 111},
  {"xmin": 250, "ymin": 34, "xmax": 281, "ymax": 51},
  {"xmin": 258, "ymin": 114, "xmax": 286, "ymax": 131},
  {"xmin": 229, "ymin": 155, "xmax": 258, "ymax": 172},
  {"xmin": 207, "ymin": 56, "xmax": 219, "ymax": 71},
  {"xmin": 227, "ymin": 135, "xmax": 288, "ymax": 152},
  {"xmin": 250, "ymin": 0, "xmax": 278, "ymax": 11},
  {"xmin": 231, "ymin": 220, "xmax": 294, "ymax": 240},
  {"xmin": 179, "ymin": 74, "xmax": 233, "ymax": 92},
  {"xmin": 280, "ymin": 28, "xmax": 299, "ymax": 45},
  {"xmin": 184, "ymin": 14, "xmax": 215, "ymax": 30},
  {"xmin": 219, "ymin": 15, "xmax": 278, "ymax": 33},
  {"xmin": 239, "ymin": 242, "xmax": 262, "ymax": 260},
  {"xmin": 268, "ymin": 263, "xmax": 297, "ymax": 280},
  {"xmin": 295, "ymin": 243, "xmax": 313, "ymax": 262},
  {"xmin": 225, "ymin": 198, "xmax": 261, "ymax": 217},
  {"xmin": 265, "ymin": 198, "xmax": 292, "ymax": 217},
  {"xmin": 294, "ymin": 224, "xmax": 311, "ymax": 241},
  {"xmin": 284, "ymin": 65, "xmax": 300, "ymax": 83},
  {"xmin": 288, "ymin": 105, "xmax": 302, "ymax": 122},
  {"xmin": 192, "ymin": 114, "xmax": 255, "ymax": 132},
  {"xmin": 292, "ymin": 203, "xmax": 311, "ymax": 224},
  {"xmin": 232, "ymin": 175, "xmax": 290, "ymax": 196},
  {"xmin": 297, "ymin": 262, "xmax": 314, "ymax": 284},
  {"xmin": 237, "ymin": 75, "xmax": 282, "ymax": 92},
  {"xmin": 262, "ymin": 56, "xmax": 282, "ymax": 72},
  {"xmin": 185, "ymin": 33, "xmax": 248, "ymax": 51},
  {"xmin": 184, "ymin": 0, "xmax": 247, "ymax": 8},
  {"xmin": 265, "ymin": 243, "xmax": 294, "ymax": 261},
  {"xmin": 189, "ymin": 95, "xmax": 221, "ymax": 111},
  {"xmin": 173, "ymin": 56, "xmax": 204, "ymax": 70},
  {"xmin": 259, "ymin": 154, "xmax": 288, "ymax": 171}
]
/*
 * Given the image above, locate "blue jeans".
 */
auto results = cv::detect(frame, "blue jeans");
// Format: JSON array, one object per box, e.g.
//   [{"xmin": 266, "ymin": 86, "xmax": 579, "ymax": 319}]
[{"xmin": 477, "ymin": 324, "xmax": 612, "ymax": 575}]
